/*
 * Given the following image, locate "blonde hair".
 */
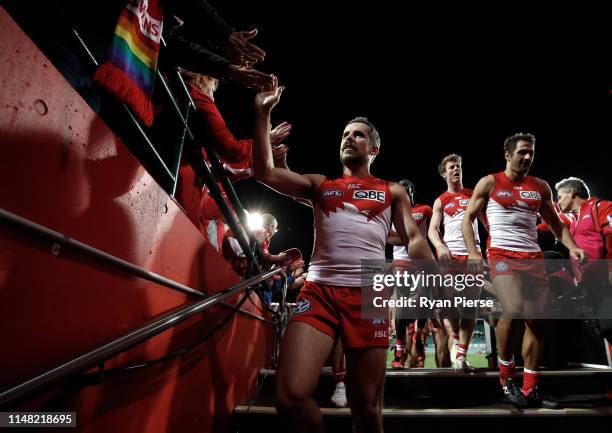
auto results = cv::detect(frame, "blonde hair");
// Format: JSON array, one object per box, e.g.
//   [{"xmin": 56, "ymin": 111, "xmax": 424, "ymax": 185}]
[
  {"xmin": 438, "ymin": 154, "xmax": 462, "ymax": 177},
  {"xmin": 179, "ymin": 68, "xmax": 218, "ymax": 94}
]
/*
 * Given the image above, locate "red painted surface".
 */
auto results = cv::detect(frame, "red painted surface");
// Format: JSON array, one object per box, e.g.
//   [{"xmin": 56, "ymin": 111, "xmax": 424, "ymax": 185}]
[{"xmin": 0, "ymin": 7, "xmax": 273, "ymax": 432}]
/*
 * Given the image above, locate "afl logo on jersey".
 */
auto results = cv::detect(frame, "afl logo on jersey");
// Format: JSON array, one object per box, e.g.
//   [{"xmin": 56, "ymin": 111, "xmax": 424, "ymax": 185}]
[
  {"xmin": 459, "ymin": 199, "xmax": 469, "ymax": 206},
  {"xmin": 323, "ymin": 189, "xmax": 344, "ymax": 197},
  {"xmin": 519, "ymin": 191, "xmax": 541, "ymax": 200},
  {"xmin": 353, "ymin": 190, "xmax": 386, "ymax": 203},
  {"xmin": 496, "ymin": 191, "xmax": 513, "ymax": 197},
  {"xmin": 294, "ymin": 299, "xmax": 312, "ymax": 314}
]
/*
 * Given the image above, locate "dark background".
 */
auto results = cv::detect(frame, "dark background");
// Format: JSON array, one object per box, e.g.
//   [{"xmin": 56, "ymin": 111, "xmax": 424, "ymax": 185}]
[
  {"xmin": 208, "ymin": 2, "xmax": 612, "ymax": 261},
  {"xmin": 4, "ymin": 1, "xmax": 610, "ymax": 262}
]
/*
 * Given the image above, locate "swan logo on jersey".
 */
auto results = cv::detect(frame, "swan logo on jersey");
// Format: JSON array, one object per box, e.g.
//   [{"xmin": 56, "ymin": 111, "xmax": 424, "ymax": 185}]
[
  {"xmin": 459, "ymin": 199, "xmax": 469, "ymax": 206},
  {"xmin": 519, "ymin": 191, "xmax": 541, "ymax": 200},
  {"xmin": 323, "ymin": 189, "xmax": 344, "ymax": 197},
  {"xmin": 495, "ymin": 261, "xmax": 509, "ymax": 272},
  {"xmin": 496, "ymin": 191, "xmax": 513, "ymax": 197},
  {"xmin": 294, "ymin": 299, "xmax": 312, "ymax": 314},
  {"xmin": 353, "ymin": 190, "xmax": 386, "ymax": 203}
]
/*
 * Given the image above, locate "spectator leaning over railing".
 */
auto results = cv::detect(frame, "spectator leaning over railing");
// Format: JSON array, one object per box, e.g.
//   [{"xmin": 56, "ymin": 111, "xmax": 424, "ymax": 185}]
[{"xmin": 175, "ymin": 69, "xmax": 290, "ymax": 238}]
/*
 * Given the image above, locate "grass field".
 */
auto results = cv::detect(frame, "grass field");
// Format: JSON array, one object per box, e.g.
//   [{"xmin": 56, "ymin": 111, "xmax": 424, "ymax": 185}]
[{"xmin": 386, "ymin": 349, "xmax": 490, "ymax": 369}]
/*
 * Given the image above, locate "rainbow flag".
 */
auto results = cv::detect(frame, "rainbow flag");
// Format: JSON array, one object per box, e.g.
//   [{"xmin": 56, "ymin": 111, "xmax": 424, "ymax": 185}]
[{"xmin": 94, "ymin": 0, "xmax": 163, "ymax": 126}]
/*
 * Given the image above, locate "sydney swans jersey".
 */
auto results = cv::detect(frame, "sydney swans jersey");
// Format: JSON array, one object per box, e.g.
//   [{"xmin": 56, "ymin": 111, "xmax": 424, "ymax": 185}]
[
  {"xmin": 486, "ymin": 172, "xmax": 542, "ymax": 252},
  {"xmin": 307, "ymin": 175, "xmax": 392, "ymax": 286},
  {"xmin": 393, "ymin": 203, "xmax": 432, "ymax": 260},
  {"xmin": 438, "ymin": 189, "xmax": 479, "ymax": 256}
]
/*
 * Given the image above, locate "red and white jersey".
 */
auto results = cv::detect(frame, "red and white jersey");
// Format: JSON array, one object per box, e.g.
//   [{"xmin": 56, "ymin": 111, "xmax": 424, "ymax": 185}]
[
  {"xmin": 486, "ymin": 172, "xmax": 542, "ymax": 252},
  {"xmin": 570, "ymin": 197, "xmax": 612, "ymax": 260},
  {"xmin": 308, "ymin": 175, "xmax": 392, "ymax": 286},
  {"xmin": 393, "ymin": 203, "xmax": 432, "ymax": 260},
  {"xmin": 438, "ymin": 189, "xmax": 479, "ymax": 256}
]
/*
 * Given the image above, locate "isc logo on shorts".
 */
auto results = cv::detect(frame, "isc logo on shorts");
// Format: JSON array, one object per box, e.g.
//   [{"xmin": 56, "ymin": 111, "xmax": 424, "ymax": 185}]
[
  {"xmin": 353, "ymin": 190, "xmax": 385, "ymax": 203},
  {"xmin": 294, "ymin": 299, "xmax": 312, "ymax": 314},
  {"xmin": 323, "ymin": 189, "xmax": 344, "ymax": 197},
  {"xmin": 495, "ymin": 262, "xmax": 509, "ymax": 272},
  {"xmin": 519, "ymin": 191, "xmax": 541, "ymax": 200}
]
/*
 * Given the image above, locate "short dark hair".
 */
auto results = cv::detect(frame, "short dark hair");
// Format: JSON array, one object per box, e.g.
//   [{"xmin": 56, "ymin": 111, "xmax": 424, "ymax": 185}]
[
  {"xmin": 555, "ymin": 177, "xmax": 590, "ymax": 199},
  {"xmin": 346, "ymin": 117, "xmax": 381, "ymax": 149},
  {"xmin": 398, "ymin": 179, "xmax": 415, "ymax": 203},
  {"xmin": 504, "ymin": 133, "xmax": 535, "ymax": 154}
]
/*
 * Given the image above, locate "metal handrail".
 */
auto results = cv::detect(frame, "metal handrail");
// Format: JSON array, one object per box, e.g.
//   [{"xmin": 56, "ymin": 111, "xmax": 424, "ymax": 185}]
[
  {"xmin": 66, "ymin": 26, "xmax": 284, "ymax": 324},
  {"xmin": 161, "ymin": 68, "xmax": 253, "ymax": 238},
  {"xmin": 40, "ymin": 22, "xmax": 288, "ymax": 375},
  {"xmin": 154, "ymin": 70, "xmax": 260, "ymax": 272},
  {"xmin": 0, "ymin": 267, "xmax": 285, "ymax": 407},
  {"xmin": 71, "ymin": 25, "xmax": 260, "ymax": 272},
  {"xmin": 170, "ymin": 70, "xmax": 254, "ymax": 253},
  {"xmin": 0, "ymin": 207, "xmax": 205, "ymax": 298},
  {"xmin": 71, "ymin": 21, "xmax": 288, "ymax": 330},
  {"xmin": 71, "ymin": 28, "xmax": 175, "ymax": 185},
  {"xmin": 219, "ymin": 301, "xmax": 273, "ymax": 324}
]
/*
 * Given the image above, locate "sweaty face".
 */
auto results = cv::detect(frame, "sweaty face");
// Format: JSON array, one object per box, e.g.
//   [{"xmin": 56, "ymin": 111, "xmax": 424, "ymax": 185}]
[
  {"xmin": 340, "ymin": 122, "xmax": 375, "ymax": 164},
  {"xmin": 443, "ymin": 161, "xmax": 462, "ymax": 183},
  {"xmin": 556, "ymin": 187, "xmax": 573, "ymax": 213},
  {"xmin": 507, "ymin": 140, "xmax": 535, "ymax": 175}
]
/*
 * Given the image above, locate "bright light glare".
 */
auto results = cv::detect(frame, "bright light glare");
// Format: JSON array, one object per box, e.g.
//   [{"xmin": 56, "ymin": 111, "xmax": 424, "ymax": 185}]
[{"xmin": 246, "ymin": 211, "xmax": 263, "ymax": 231}]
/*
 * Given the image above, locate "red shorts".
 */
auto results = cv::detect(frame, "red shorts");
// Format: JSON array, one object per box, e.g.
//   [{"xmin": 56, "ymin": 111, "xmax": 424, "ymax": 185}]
[
  {"xmin": 292, "ymin": 281, "xmax": 389, "ymax": 349},
  {"xmin": 487, "ymin": 247, "xmax": 548, "ymax": 288}
]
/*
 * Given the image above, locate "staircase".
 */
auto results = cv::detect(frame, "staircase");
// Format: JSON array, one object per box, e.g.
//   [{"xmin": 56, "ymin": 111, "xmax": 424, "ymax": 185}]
[{"xmin": 234, "ymin": 367, "xmax": 612, "ymax": 431}]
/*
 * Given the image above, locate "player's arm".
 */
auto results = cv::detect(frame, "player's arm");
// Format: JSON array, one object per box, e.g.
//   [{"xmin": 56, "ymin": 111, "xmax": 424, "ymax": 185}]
[
  {"xmin": 253, "ymin": 77, "xmax": 323, "ymax": 198},
  {"xmin": 387, "ymin": 229, "xmax": 402, "ymax": 246},
  {"xmin": 391, "ymin": 183, "xmax": 435, "ymax": 261},
  {"xmin": 537, "ymin": 178, "xmax": 586, "ymax": 263},
  {"xmin": 462, "ymin": 175, "xmax": 494, "ymax": 273},
  {"xmin": 422, "ymin": 210, "xmax": 431, "ymax": 239},
  {"xmin": 428, "ymin": 198, "xmax": 451, "ymax": 264}
]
